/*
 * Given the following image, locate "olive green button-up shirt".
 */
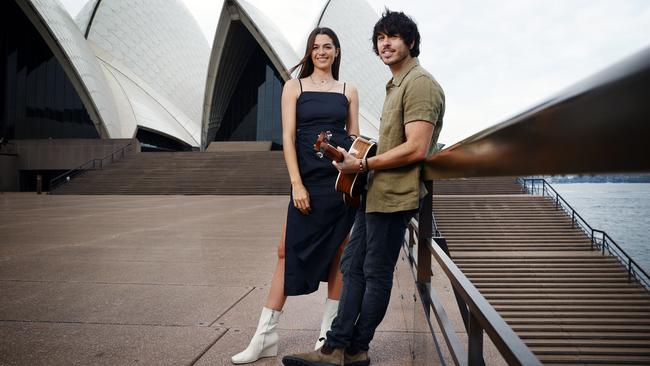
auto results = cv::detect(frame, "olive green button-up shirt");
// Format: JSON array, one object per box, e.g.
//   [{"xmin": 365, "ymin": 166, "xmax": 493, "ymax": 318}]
[{"xmin": 366, "ymin": 57, "xmax": 445, "ymax": 213}]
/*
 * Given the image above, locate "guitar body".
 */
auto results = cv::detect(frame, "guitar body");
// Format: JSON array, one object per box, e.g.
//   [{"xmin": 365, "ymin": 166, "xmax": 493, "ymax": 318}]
[{"xmin": 314, "ymin": 132, "xmax": 377, "ymax": 207}]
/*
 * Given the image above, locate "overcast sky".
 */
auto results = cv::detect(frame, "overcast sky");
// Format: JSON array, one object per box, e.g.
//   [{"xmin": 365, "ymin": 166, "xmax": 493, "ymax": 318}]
[{"xmin": 60, "ymin": 0, "xmax": 650, "ymax": 145}]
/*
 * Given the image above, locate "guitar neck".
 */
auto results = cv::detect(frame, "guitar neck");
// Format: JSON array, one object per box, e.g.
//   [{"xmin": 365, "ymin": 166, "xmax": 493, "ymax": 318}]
[{"xmin": 323, "ymin": 143, "xmax": 344, "ymax": 162}]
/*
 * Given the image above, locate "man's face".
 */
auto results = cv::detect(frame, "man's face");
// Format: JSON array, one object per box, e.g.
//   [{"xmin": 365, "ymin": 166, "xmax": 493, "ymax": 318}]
[{"xmin": 376, "ymin": 32, "xmax": 411, "ymax": 66}]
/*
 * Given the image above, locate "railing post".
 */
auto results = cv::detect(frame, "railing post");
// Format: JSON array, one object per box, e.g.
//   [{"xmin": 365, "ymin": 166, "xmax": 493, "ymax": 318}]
[
  {"xmin": 417, "ymin": 181, "xmax": 433, "ymax": 286},
  {"xmin": 571, "ymin": 210, "xmax": 575, "ymax": 228},
  {"xmin": 628, "ymin": 258, "xmax": 633, "ymax": 282},
  {"xmin": 468, "ymin": 313, "xmax": 485, "ymax": 366},
  {"xmin": 590, "ymin": 228, "xmax": 594, "ymax": 250},
  {"xmin": 36, "ymin": 174, "xmax": 42, "ymax": 195}
]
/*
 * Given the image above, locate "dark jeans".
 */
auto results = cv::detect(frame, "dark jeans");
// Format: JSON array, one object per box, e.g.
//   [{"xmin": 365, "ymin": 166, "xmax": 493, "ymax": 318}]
[{"xmin": 326, "ymin": 198, "xmax": 416, "ymax": 351}]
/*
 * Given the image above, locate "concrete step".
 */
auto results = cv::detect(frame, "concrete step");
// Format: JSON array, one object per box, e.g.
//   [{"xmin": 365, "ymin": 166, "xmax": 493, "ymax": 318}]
[
  {"xmin": 432, "ymin": 181, "xmax": 650, "ymax": 364},
  {"xmin": 52, "ymin": 151, "xmax": 290, "ymax": 195}
]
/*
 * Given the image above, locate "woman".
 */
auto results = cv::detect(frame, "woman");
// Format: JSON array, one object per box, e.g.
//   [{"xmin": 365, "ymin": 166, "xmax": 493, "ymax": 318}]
[{"xmin": 231, "ymin": 27, "xmax": 360, "ymax": 364}]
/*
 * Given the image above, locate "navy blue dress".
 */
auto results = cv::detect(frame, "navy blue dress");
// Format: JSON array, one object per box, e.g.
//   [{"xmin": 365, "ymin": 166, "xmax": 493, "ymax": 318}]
[{"xmin": 284, "ymin": 83, "xmax": 357, "ymax": 296}]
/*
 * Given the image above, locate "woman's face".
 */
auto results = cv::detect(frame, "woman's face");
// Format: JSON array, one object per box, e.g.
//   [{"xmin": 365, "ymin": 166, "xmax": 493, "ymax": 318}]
[{"xmin": 311, "ymin": 34, "xmax": 338, "ymax": 71}]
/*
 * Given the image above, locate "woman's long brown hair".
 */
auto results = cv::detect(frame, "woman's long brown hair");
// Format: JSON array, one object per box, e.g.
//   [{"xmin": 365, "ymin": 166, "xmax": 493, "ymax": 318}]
[{"xmin": 289, "ymin": 27, "xmax": 341, "ymax": 80}]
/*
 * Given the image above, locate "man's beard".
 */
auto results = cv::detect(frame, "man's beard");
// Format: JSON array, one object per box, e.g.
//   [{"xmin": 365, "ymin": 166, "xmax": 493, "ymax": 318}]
[{"xmin": 382, "ymin": 50, "xmax": 408, "ymax": 66}]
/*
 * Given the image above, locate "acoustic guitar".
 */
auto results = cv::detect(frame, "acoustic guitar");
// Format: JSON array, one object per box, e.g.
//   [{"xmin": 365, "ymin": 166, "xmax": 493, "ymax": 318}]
[{"xmin": 313, "ymin": 131, "xmax": 377, "ymax": 207}]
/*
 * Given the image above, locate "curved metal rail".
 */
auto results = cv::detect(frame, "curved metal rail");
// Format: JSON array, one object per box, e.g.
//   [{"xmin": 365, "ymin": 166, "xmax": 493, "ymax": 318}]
[{"xmin": 424, "ymin": 46, "xmax": 650, "ymax": 179}]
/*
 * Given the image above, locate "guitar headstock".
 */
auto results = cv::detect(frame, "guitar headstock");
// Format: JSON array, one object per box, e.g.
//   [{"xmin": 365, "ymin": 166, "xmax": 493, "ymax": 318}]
[{"xmin": 314, "ymin": 131, "xmax": 333, "ymax": 158}]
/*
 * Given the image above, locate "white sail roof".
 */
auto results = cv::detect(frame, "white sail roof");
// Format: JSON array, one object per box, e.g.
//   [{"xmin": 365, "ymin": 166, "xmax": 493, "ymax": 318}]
[
  {"xmin": 201, "ymin": 0, "xmax": 300, "ymax": 148},
  {"xmin": 77, "ymin": 0, "xmax": 210, "ymax": 145},
  {"xmin": 317, "ymin": 0, "xmax": 390, "ymax": 139},
  {"xmin": 23, "ymin": 0, "xmax": 121, "ymax": 137}
]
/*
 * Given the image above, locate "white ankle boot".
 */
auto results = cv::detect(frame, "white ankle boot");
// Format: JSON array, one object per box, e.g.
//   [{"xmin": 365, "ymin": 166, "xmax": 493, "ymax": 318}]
[
  {"xmin": 314, "ymin": 298, "xmax": 339, "ymax": 350},
  {"xmin": 231, "ymin": 307, "xmax": 282, "ymax": 364}
]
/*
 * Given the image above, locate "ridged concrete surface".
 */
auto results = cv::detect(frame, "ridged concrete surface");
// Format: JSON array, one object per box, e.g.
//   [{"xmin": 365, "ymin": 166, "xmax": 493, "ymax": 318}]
[
  {"xmin": 51, "ymin": 151, "xmax": 289, "ymax": 195},
  {"xmin": 433, "ymin": 177, "xmax": 650, "ymax": 365},
  {"xmin": 433, "ymin": 176, "xmax": 524, "ymax": 195}
]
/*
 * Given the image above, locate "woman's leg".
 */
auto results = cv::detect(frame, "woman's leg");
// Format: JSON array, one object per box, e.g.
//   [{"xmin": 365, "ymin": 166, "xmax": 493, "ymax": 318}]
[
  {"xmin": 232, "ymin": 225, "xmax": 287, "ymax": 364},
  {"xmin": 266, "ymin": 224, "xmax": 288, "ymax": 310},
  {"xmin": 327, "ymin": 236, "xmax": 348, "ymax": 300}
]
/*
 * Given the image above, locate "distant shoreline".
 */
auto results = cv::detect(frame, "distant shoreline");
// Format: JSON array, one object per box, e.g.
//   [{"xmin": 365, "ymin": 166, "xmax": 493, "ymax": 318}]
[{"xmin": 545, "ymin": 174, "xmax": 650, "ymax": 184}]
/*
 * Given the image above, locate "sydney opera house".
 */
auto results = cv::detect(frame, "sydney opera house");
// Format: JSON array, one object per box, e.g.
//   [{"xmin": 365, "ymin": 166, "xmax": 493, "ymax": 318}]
[{"xmin": 0, "ymin": 0, "xmax": 389, "ymax": 191}]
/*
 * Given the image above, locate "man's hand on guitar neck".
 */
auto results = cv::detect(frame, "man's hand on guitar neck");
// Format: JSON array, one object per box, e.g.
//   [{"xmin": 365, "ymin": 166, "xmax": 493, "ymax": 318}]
[{"xmin": 332, "ymin": 147, "xmax": 365, "ymax": 175}]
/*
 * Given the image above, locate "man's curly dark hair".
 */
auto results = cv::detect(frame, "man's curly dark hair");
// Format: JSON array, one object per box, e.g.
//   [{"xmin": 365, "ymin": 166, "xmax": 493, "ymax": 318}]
[{"xmin": 372, "ymin": 9, "xmax": 421, "ymax": 57}]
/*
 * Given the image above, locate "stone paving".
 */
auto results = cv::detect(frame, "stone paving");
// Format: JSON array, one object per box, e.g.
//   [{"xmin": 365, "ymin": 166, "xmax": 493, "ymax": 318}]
[{"xmin": 0, "ymin": 193, "xmax": 467, "ymax": 366}]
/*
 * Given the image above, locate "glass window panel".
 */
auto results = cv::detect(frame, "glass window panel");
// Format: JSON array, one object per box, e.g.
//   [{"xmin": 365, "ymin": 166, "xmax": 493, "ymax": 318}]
[
  {"xmin": 46, "ymin": 58, "xmax": 55, "ymax": 120},
  {"xmin": 2, "ymin": 0, "xmax": 98, "ymax": 140},
  {"xmin": 136, "ymin": 128, "xmax": 191, "ymax": 152}
]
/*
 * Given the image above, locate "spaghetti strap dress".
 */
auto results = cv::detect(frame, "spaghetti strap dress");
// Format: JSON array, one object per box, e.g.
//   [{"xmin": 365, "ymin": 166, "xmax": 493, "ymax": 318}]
[{"xmin": 284, "ymin": 81, "xmax": 356, "ymax": 296}]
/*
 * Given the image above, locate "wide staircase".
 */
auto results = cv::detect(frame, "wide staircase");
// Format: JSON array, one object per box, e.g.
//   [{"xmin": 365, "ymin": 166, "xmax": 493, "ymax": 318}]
[
  {"xmin": 432, "ymin": 177, "xmax": 650, "ymax": 365},
  {"xmin": 52, "ymin": 151, "xmax": 289, "ymax": 195}
]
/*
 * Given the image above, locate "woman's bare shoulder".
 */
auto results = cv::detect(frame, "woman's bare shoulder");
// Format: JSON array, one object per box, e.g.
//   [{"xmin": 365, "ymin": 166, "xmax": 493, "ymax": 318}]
[
  {"xmin": 342, "ymin": 81, "xmax": 358, "ymax": 94},
  {"xmin": 341, "ymin": 82, "xmax": 358, "ymax": 100},
  {"xmin": 283, "ymin": 78, "xmax": 301, "ymax": 97}
]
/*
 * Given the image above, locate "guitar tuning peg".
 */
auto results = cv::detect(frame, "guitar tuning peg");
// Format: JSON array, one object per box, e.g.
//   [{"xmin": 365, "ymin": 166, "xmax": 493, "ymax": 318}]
[
  {"xmin": 326, "ymin": 131, "xmax": 333, "ymax": 140},
  {"xmin": 316, "ymin": 151, "xmax": 324, "ymax": 158}
]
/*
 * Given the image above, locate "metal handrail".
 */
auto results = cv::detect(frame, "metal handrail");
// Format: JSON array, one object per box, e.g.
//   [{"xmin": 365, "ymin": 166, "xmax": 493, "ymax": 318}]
[
  {"xmin": 519, "ymin": 178, "xmax": 595, "ymax": 236},
  {"xmin": 405, "ymin": 182, "xmax": 541, "ymax": 366},
  {"xmin": 49, "ymin": 142, "xmax": 133, "ymax": 192},
  {"xmin": 519, "ymin": 177, "xmax": 650, "ymax": 290},
  {"xmin": 404, "ymin": 221, "xmax": 464, "ymax": 365},
  {"xmin": 422, "ymin": 46, "xmax": 650, "ymax": 180}
]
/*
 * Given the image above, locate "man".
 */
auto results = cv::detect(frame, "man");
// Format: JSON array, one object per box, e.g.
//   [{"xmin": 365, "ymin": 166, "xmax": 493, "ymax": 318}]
[{"xmin": 282, "ymin": 9, "xmax": 444, "ymax": 366}]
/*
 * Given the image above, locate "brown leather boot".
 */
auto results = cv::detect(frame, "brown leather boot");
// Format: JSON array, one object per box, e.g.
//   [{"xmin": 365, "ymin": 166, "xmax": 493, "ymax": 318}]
[
  {"xmin": 282, "ymin": 344, "xmax": 344, "ymax": 366},
  {"xmin": 344, "ymin": 348, "xmax": 370, "ymax": 366}
]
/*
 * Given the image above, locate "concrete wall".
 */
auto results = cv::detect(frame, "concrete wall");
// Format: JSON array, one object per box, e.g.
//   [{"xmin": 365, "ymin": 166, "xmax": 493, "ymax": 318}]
[
  {"xmin": 206, "ymin": 141, "xmax": 272, "ymax": 152},
  {"xmin": 0, "ymin": 139, "xmax": 139, "ymax": 191},
  {"xmin": 0, "ymin": 154, "xmax": 19, "ymax": 191},
  {"xmin": 15, "ymin": 139, "xmax": 139, "ymax": 170}
]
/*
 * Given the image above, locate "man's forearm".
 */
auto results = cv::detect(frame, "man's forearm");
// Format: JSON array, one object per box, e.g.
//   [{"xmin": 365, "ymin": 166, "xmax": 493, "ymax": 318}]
[
  {"xmin": 368, "ymin": 120, "xmax": 434, "ymax": 171},
  {"xmin": 367, "ymin": 140, "xmax": 426, "ymax": 170},
  {"xmin": 333, "ymin": 121, "xmax": 434, "ymax": 174}
]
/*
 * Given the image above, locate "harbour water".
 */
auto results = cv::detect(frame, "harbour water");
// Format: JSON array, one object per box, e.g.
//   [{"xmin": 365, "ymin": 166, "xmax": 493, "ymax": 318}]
[{"xmin": 550, "ymin": 183, "xmax": 650, "ymax": 273}]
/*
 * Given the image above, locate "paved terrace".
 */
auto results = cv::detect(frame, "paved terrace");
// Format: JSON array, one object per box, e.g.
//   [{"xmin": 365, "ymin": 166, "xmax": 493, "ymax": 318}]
[{"xmin": 0, "ymin": 193, "xmax": 499, "ymax": 365}]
